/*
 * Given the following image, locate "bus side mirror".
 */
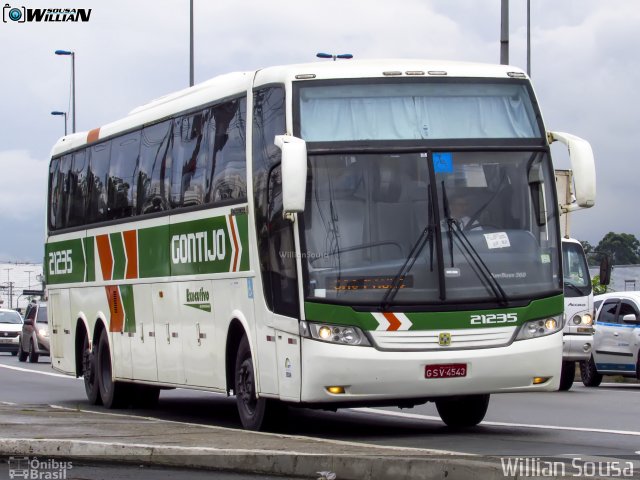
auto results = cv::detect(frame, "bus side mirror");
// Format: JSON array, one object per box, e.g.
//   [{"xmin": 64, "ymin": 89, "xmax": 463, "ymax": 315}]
[
  {"xmin": 548, "ymin": 131, "xmax": 595, "ymax": 210},
  {"xmin": 274, "ymin": 135, "xmax": 307, "ymax": 220},
  {"xmin": 599, "ymin": 255, "xmax": 612, "ymax": 286}
]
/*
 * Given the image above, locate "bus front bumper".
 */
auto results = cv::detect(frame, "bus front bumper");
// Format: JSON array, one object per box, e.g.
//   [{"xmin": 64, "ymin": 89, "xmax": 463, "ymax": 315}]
[{"xmin": 300, "ymin": 332, "xmax": 562, "ymax": 404}]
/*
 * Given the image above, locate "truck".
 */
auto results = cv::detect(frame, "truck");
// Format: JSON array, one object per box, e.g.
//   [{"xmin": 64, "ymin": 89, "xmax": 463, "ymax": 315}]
[{"xmin": 555, "ymin": 169, "xmax": 595, "ymax": 391}]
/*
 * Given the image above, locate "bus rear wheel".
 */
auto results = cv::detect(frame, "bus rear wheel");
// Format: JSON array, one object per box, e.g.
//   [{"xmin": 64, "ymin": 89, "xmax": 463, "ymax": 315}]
[
  {"xmin": 82, "ymin": 334, "xmax": 101, "ymax": 405},
  {"xmin": 558, "ymin": 361, "xmax": 576, "ymax": 391},
  {"xmin": 96, "ymin": 329, "xmax": 131, "ymax": 408},
  {"xmin": 234, "ymin": 335, "xmax": 286, "ymax": 431},
  {"xmin": 435, "ymin": 394, "xmax": 490, "ymax": 428}
]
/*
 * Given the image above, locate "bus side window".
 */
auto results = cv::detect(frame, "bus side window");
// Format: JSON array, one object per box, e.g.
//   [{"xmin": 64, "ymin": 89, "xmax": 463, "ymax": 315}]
[
  {"xmin": 67, "ymin": 150, "xmax": 89, "ymax": 228},
  {"xmin": 108, "ymin": 132, "xmax": 140, "ymax": 219},
  {"xmin": 171, "ymin": 111, "xmax": 209, "ymax": 209},
  {"xmin": 138, "ymin": 120, "xmax": 172, "ymax": 214},
  {"xmin": 48, "ymin": 157, "xmax": 61, "ymax": 230},
  {"xmin": 87, "ymin": 142, "xmax": 111, "ymax": 224},
  {"xmin": 207, "ymin": 97, "xmax": 247, "ymax": 204}
]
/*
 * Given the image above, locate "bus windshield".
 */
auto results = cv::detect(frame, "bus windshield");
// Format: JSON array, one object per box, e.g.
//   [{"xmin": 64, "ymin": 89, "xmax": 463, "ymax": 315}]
[{"xmin": 301, "ymin": 150, "xmax": 560, "ymax": 306}]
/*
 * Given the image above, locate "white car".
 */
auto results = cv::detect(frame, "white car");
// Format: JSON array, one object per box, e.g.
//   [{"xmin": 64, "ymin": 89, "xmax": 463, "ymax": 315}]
[
  {"xmin": 0, "ymin": 308, "xmax": 23, "ymax": 356},
  {"xmin": 581, "ymin": 291, "xmax": 640, "ymax": 386}
]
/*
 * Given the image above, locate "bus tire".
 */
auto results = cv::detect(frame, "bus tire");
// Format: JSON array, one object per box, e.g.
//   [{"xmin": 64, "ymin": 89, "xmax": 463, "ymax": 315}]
[
  {"xmin": 82, "ymin": 334, "xmax": 101, "ymax": 405},
  {"xmin": 436, "ymin": 394, "xmax": 490, "ymax": 428},
  {"xmin": 234, "ymin": 335, "xmax": 286, "ymax": 431},
  {"xmin": 580, "ymin": 356, "xmax": 602, "ymax": 387},
  {"xmin": 558, "ymin": 361, "xmax": 576, "ymax": 391},
  {"xmin": 28, "ymin": 339, "xmax": 39, "ymax": 363},
  {"xmin": 96, "ymin": 329, "xmax": 131, "ymax": 408}
]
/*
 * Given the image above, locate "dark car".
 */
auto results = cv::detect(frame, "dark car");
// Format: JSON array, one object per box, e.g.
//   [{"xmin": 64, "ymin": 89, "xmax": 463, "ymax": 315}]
[
  {"xmin": 18, "ymin": 302, "xmax": 49, "ymax": 363},
  {"xmin": 0, "ymin": 309, "xmax": 23, "ymax": 355}
]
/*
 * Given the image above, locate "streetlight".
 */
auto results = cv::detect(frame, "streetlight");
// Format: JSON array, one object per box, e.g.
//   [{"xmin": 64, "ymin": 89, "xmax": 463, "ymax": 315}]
[
  {"xmin": 54, "ymin": 49, "xmax": 76, "ymax": 133},
  {"xmin": 316, "ymin": 52, "xmax": 353, "ymax": 61},
  {"xmin": 50, "ymin": 111, "xmax": 67, "ymax": 136}
]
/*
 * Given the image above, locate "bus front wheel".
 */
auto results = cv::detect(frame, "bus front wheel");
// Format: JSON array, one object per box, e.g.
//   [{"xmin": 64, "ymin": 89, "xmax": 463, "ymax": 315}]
[
  {"xmin": 435, "ymin": 394, "xmax": 490, "ymax": 428},
  {"xmin": 558, "ymin": 361, "xmax": 576, "ymax": 391},
  {"xmin": 234, "ymin": 335, "xmax": 286, "ymax": 430}
]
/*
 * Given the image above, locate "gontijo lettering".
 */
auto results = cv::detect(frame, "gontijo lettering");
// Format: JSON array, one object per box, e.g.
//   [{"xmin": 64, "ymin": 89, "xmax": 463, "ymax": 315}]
[
  {"xmin": 171, "ymin": 230, "xmax": 226, "ymax": 264},
  {"xmin": 48, "ymin": 249, "xmax": 73, "ymax": 275}
]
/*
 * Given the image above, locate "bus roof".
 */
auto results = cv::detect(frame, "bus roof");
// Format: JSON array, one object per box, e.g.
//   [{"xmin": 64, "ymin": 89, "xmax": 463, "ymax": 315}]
[{"xmin": 50, "ymin": 59, "xmax": 528, "ymax": 157}]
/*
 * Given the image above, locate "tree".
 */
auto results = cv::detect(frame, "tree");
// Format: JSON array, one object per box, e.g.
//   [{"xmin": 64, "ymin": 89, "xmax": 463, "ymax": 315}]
[
  {"xmin": 591, "ymin": 275, "xmax": 608, "ymax": 295},
  {"xmin": 595, "ymin": 232, "xmax": 640, "ymax": 265}
]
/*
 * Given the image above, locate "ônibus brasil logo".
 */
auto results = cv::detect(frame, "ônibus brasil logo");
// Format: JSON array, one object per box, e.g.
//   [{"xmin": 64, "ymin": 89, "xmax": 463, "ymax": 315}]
[{"xmin": 3, "ymin": 4, "xmax": 91, "ymax": 23}]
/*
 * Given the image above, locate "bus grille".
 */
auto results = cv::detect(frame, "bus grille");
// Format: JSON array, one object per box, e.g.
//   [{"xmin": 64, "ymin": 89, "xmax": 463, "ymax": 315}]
[{"xmin": 369, "ymin": 326, "xmax": 516, "ymax": 351}]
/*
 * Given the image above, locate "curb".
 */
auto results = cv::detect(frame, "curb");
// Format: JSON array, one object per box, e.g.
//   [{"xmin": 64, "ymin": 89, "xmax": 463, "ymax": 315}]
[{"xmin": 0, "ymin": 438, "xmax": 510, "ymax": 480}]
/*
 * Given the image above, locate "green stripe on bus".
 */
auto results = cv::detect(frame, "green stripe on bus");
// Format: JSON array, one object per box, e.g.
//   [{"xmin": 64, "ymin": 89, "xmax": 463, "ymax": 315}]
[
  {"xmin": 119, "ymin": 284, "xmax": 136, "ymax": 333},
  {"xmin": 83, "ymin": 236, "xmax": 95, "ymax": 282},
  {"xmin": 110, "ymin": 232, "xmax": 126, "ymax": 280},
  {"xmin": 138, "ymin": 225, "xmax": 171, "ymax": 278},
  {"xmin": 236, "ymin": 214, "xmax": 250, "ymax": 271},
  {"xmin": 304, "ymin": 295, "xmax": 564, "ymax": 331}
]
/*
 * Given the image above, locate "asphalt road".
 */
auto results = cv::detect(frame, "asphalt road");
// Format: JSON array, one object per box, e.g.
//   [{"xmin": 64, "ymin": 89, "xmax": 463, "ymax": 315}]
[{"xmin": 1, "ymin": 353, "xmax": 639, "ymax": 464}]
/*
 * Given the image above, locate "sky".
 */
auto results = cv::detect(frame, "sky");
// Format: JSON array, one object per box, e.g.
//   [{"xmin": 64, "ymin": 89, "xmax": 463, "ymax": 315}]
[{"xmin": 0, "ymin": 0, "xmax": 638, "ymax": 262}]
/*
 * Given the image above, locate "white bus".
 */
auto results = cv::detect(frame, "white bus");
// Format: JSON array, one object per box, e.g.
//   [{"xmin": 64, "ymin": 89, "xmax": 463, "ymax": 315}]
[{"xmin": 46, "ymin": 59, "xmax": 596, "ymax": 430}]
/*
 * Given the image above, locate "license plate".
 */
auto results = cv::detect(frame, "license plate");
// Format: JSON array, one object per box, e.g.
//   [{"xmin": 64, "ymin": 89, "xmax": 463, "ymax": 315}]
[
  {"xmin": 425, "ymin": 363, "xmax": 467, "ymax": 379},
  {"xmin": 0, "ymin": 338, "xmax": 13, "ymax": 343}
]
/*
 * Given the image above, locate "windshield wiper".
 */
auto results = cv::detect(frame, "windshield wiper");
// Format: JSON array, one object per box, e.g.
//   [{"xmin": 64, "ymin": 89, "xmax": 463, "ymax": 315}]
[
  {"xmin": 440, "ymin": 183, "xmax": 508, "ymax": 306},
  {"xmin": 564, "ymin": 282, "xmax": 587, "ymax": 295},
  {"xmin": 381, "ymin": 187, "xmax": 435, "ymax": 311}
]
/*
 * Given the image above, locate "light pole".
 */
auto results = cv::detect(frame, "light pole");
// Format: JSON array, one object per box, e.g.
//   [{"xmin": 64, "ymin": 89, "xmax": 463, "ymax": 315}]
[
  {"xmin": 189, "ymin": 0, "xmax": 194, "ymax": 86},
  {"xmin": 4, "ymin": 268, "xmax": 13, "ymax": 309},
  {"xmin": 316, "ymin": 52, "xmax": 353, "ymax": 61},
  {"xmin": 51, "ymin": 111, "xmax": 68, "ymax": 136},
  {"xmin": 55, "ymin": 49, "xmax": 76, "ymax": 133}
]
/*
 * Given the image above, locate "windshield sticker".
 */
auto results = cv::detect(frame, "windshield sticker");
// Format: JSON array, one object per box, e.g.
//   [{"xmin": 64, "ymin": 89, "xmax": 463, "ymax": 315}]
[
  {"xmin": 541, "ymin": 254, "xmax": 551, "ymax": 264},
  {"xmin": 484, "ymin": 232, "xmax": 511, "ymax": 249},
  {"xmin": 433, "ymin": 152, "xmax": 453, "ymax": 173}
]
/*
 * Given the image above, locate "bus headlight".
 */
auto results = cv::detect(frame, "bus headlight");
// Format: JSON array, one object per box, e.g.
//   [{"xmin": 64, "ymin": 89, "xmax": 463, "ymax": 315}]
[
  {"xmin": 515, "ymin": 316, "xmax": 563, "ymax": 341},
  {"xmin": 300, "ymin": 321, "xmax": 371, "ymax": 346}
]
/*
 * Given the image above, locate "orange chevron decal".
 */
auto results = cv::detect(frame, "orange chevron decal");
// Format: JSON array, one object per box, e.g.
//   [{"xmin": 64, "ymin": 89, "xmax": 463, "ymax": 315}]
[
  {"xmin": 228, "ymin": 214, "xmax": 239, "ymax": 272},
  {"xmin": 382, "ymin": 312, "xmax": 402, "ymax": 331},
  {"xmin": 123, "ymin": 229, "xmax": 138, "ymax": 279},
  {"xmin": 87, "ymin": 127, "xmax": 100, "ymax": 143},
  {"xmin": 96, "ymin": 234, "xmax": 113, "ymax": 281},
  {"xmin": 105, "ymin": 286, "xmax": 124, "ymax": 332}
]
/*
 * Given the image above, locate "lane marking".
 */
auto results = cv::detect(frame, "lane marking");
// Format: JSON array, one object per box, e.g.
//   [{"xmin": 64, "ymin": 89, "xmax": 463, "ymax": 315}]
[
  {"xmin": 354, "ymin": 408, "xmax": 640, "ymax": 437},
  {"xmin": 0, "ymin": 363, "xmax": 78, "ymax": 380}
]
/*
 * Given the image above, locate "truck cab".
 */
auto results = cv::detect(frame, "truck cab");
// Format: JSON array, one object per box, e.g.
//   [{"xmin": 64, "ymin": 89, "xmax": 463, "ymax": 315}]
[{"xmin": 559, "ymin": 237, "xmax": 594, "ymax": 390}]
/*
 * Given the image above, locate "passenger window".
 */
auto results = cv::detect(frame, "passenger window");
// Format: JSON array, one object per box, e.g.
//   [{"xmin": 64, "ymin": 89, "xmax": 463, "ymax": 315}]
[
  {"xmin": 618, "ymin": 301, "xmax": 639, "ymax": 322},
  {"xmin": 87, "ymin": 142, "xmax": 111, "ymax": 224},
  {"xmin": 67, "ymin": 150, "xmax": 89, "ymax": 228},
  {"xmin": 598, "ymin": 300, "xmax": 619, "ymax": 324},
  {"xmin": 108, "ymin": 131, "xmax": 140, "ymax": 219},
  {"xmin": 138, "ymin": 120, "xmax": 172, "ymax": 214},
  {"xmin": 48, "ymin": 158, "xmax": 61, "ymax": 230},
  {"xmin": 207, "ymin": 97, "xmax": 247, "ymax": 203},
  {"xmin": 170, "ymin": 111, "xmax": 210, "ymax": 208}
]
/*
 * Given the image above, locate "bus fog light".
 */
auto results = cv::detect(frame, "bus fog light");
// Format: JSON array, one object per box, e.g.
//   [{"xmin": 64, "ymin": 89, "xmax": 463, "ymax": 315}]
[
  {"xmin": 533, "ymin": 377, "xmax": 550, "ymax": 385},
  {"xmin": 326, "ymin": 386, "xmax": 345, "ymax": 394}
]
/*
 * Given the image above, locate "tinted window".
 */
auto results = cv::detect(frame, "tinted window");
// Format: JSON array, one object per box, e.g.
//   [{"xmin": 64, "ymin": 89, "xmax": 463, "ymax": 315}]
[
  {"xmin": 208, "ymin": 97, "xmax": 247, "ymax": 203},
  {"xmin": 138, "ymin": 120, "xmax": 172, "ymax": 214},
  {"xmin": 48, "ymin": 158, "xmax": 60, "ymax": 229},
  {"xmin": 618, "ymin": 301, "xmax": 639, "ymax": 322},
  {"xmin": 67, "ymin": 150, "xmax": 89, "ymax": 228},
  {"xmin": 108, "ymin": 132, "xmax": 140, "ymax": 219},
  {"xmin": 598, "ymin": 300, "xmax": 619, "ymax": 324},
  {"xmin": 170, "ymin": 111, "xmax": 210, "ymax": 208},
  {"xmin": 87, "ymin": 142, "xmax": 111, "ymax": 223}
]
